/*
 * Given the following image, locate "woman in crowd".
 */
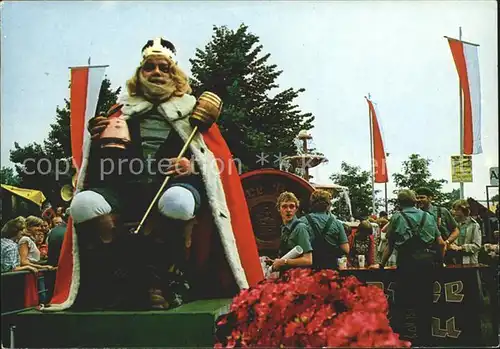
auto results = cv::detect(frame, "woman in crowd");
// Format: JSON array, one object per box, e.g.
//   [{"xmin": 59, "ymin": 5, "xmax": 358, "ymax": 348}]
[
  {"xmin": 484, "ymin": 230, "xmax": 499, "ymax": 257},
  {"xmin": 35, "ymin": 228, "xmax": 48, "ymax": 262},
  {"xmin": 347, "ymin": 220, "xmax": 376, "ymax": 268},
  {"xmin": 18, "ymin": 216, "xmax": 54, "ymax": 269},
  {"xmin": 1, "ymin": 217, "xmax": 39, "ymax": 273},
  {"xmin": 448, "ymin": 199, "xmax": 482, "ymax": 265},
  {"xmin": 374, "ymin": 217, "xmax": 388, "ymax": 263}
]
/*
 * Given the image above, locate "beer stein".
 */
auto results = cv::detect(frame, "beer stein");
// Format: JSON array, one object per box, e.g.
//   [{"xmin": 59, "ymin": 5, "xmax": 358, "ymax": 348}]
[{"xmin": 98, "ymin": 106, "xmax": 131, "ymax": 149}]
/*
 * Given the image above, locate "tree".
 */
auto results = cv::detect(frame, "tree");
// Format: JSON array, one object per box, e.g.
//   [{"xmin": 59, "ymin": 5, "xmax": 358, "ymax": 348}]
[
  {"xmin": 9, "ymin": 78, "xmax": 120, "ymax": 205},
  {"xmin": 0, "ymin": 167, "xmax": 20, "ymax": 186},
  {"xmin": 190, "ymin": 24, "xmax": 315, "ymax": 171},
  {"xmin": 491, "ymin": 194, "xmax": 499, "ymax": 203},
  {"xmin": 330, "ymin": 162, "xmax": 382, "ymax": 220},
  {"xmin": 392, "ymin": 154, "xmax": 457, "ymax": 208}
]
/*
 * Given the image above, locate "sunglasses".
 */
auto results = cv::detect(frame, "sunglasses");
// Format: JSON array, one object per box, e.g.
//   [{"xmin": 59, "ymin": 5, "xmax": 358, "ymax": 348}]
[
  {"xmin": 142, "ymin": 62, "xmax": 170, "ymax": 73},
  {"xmin": 281, "ymin": 204, "xmax": 297, "ymax": 210}
]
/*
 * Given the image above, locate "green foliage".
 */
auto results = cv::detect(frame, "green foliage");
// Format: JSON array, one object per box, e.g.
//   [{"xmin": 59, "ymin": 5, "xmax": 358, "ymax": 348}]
[
  {"xmin": 190, "ymin": 24, "xmax": 314, "ymax": 171},
  {"xmin": 329, "ymin": 162, "xmax": 382, "ymax": 220},
  {"xmin": 0, "ymin": 167, "xmax": 20, "ymax": 186},
  {"xmin": 491, "ymin": 194, "xmax": 499, "ymax": 203},
  {"xmin": 9, "ymin": 78, "xmax": 120, "ymax": 205},
  {"xmin": 391, "ymin": 154, "xmax": 458, "ymax": 209}
]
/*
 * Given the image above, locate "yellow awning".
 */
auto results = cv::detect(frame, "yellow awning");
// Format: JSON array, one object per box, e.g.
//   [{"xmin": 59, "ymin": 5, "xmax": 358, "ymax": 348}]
[{"xmin": 1, "ymin": 184, "xmax": 46, "ymax": 207}]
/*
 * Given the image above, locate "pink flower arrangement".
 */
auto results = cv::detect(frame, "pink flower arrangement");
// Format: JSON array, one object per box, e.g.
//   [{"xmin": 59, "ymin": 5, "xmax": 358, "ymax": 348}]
[{"xmin": 214, "ymin": 268, "xmax": 410, "ymax": 348}]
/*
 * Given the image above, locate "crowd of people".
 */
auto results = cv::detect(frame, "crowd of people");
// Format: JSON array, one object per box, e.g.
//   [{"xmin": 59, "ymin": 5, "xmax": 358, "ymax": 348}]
[
  {"xmin": 266, "ymin": 186, "xmax": 498, "ymax": 345},
  {"xmin": 268, "ymin": 187, "xmax": 498, "ymax": 273},
  {"xmin": 1, "ymin": 206, "xmax": 68, "ymax": 274}
]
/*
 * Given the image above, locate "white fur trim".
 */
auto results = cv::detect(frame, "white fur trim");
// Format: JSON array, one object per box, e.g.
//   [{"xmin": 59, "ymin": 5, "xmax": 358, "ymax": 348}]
[
  {"xmin": 119, "ymin": 95, "xmax": 154, "ymax": 118},
  {"xmin": 42, "ymin": 218, "xmax": 80, "ymax": 312}
]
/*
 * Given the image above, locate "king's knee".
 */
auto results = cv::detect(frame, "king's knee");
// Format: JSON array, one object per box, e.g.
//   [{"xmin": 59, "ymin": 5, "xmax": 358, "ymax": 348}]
[
  {"xmin": 158, "ymin": 186, "xmax": 196, "ymax": 221},
  {"xmin": 71, "ymin": 191, "xmax": 112, "ymax": 224}
]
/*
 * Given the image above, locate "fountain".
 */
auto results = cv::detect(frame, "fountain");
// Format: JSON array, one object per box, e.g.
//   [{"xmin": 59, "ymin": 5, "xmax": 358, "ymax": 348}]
[{"xmin": 280, "ymin": 130, "xmax": 353, "ymax": 220}]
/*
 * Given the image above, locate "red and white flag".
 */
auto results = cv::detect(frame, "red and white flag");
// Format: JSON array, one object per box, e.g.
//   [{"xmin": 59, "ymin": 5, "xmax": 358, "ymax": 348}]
[
  {"xmin": 366, "ymin": 98, "xmax": 388, "ymax": 183},
  {"xmin": 70, "ymin": 65, "xmax": 106, "ymax": 171},
  {"xmin": 447, "ymin": 38, "xmax": 482, "ymax": 155}
]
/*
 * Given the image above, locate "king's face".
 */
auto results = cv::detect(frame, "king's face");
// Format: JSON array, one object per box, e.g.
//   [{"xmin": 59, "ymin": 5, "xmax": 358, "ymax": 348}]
[{"xmin": 140, "ymin": 56, "xmax": 170, "ymax": 85}]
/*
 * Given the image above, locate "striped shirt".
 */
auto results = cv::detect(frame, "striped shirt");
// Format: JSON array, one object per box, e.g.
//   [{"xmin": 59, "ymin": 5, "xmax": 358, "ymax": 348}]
[{"xmin": 1, "ymin": 238, "xmax": 20, "ymax": 273}]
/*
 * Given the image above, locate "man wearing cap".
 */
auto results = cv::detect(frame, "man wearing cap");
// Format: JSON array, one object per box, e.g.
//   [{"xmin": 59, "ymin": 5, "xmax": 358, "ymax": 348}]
[
  {"xmin": 48, "ymin": 38, "xmax": 263, "ymax": 311},
  {"xmin": 379, "ymin": 189, "xmax": 445, "ymax": 346},
  {"xmin": 415, "ymin": 187, "xmax": 459, "ymax": 259}
]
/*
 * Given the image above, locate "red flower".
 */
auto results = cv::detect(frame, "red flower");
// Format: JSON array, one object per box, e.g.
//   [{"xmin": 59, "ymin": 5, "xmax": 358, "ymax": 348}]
[{"xmin": 214, "ymin": 269, "xmax": 409, "ymax": 348}]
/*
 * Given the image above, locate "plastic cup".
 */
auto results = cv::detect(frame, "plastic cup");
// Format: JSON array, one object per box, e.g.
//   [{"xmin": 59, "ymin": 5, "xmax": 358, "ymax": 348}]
[{"xmin": 357, "ymin": 255, "xmax": 366, "ymax": 268}]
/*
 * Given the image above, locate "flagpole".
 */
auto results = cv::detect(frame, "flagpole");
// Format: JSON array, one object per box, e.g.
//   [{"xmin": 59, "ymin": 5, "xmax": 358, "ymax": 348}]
[
  {"xmin": 367, "ymin": 93, "xmax": 376, "ymax": 215},
  {"xmin": 68, "ymin": 64, "xmax": 110, "ymax": 69},
  {"xmin": 384, "ymin": 153, "xmax": 389, "ymax": 212},
  {"xmin": 459, "ymin": 26, "xmax": 465, "ymax": 200},
  {"xmin": 443, "ymin": 36, "xmax": 480, "ymax": 47}
]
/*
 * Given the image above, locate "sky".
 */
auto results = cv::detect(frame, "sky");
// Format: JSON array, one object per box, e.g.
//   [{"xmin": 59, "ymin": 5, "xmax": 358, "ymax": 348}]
[{"xmin": 1, "ymin": 0, "xmax": 498, "ymax": 203}]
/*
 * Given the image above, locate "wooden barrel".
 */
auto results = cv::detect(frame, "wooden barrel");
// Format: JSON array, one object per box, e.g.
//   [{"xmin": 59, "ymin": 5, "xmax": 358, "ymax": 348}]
[{"xmin": 240, "ymin": 168, "xmax": 314, "ymax": 257}]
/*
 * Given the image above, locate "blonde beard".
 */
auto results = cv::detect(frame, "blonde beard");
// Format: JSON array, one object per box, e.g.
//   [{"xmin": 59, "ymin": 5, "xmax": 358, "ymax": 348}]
[{"xmin": 138, "ymin": 74, "xmax": 177, "ymax": 103}]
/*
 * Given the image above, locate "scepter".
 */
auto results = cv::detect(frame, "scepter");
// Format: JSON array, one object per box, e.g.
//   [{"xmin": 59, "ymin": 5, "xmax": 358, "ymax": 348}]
[{"xmin": 133, "ymin": 91, "xmax": 222, "ymax": 234}]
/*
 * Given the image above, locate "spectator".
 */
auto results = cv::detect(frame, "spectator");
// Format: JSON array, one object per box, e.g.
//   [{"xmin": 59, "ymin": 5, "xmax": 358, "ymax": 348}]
[
  {"xmin": 376, "ymin": 217, "xmax": 389, "ymax": 230},
  {"xmin": 46, "ymin": 218, "xmax": 68, "ymax": 302},
  {"xmin": 302, "ymin": 189, "xmax": 349, "ymax": 270},
  {"xmin": 41, "ymin": 219, "xmax": 50, "ymax": 241},
  {"xmin": 52, "ymin": 216, "xmax": 64, "ymax": 227},
  {"xmin": 19, "ymin": 216, "xmax": 43, "ymax": 263},
  {"xmin": 415, "ymin": 187, "xmax": 459, "ymax": 245},
  {"xmin": 378, "ymin": 189, "xmax": 445, "ymax": 345},
  {"xmin": 47, "ymin": 218, "xmax": 67, "ymax": 267},
  {"xmin": 34, "ymin": 228, "xmax": 48, "ymax": 261},
  {"xmin": 270, "ymin": 191, "xmax": 313, "ymax": 272},
  {"xmin": 449, "ymin": 199, "xmax": 482, "ymax": 265},
  {"xmin": 55, "ymin": 206, "xmax": 65, "ymax": 217},
  {"xmin": 19, "ymin": 216, "xmax": 55, "ymax": 271},
  {"xmin": 347, "ymin": 220, "xmax": 376, "ymax": 268},
  {"xmin": 1, "ymin": 217, "xmax": 38, "ymax": 273},
  {"xmin": 379, "ymin": 211, "xmax": 388, "ymax": 220},
  {"xmin": 483, "ymin": 230, "xmax": 499, "ymax": 260},
  {"xmin": 375, "ymin": 219, "xmax": 397, "ymax": 266}
]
